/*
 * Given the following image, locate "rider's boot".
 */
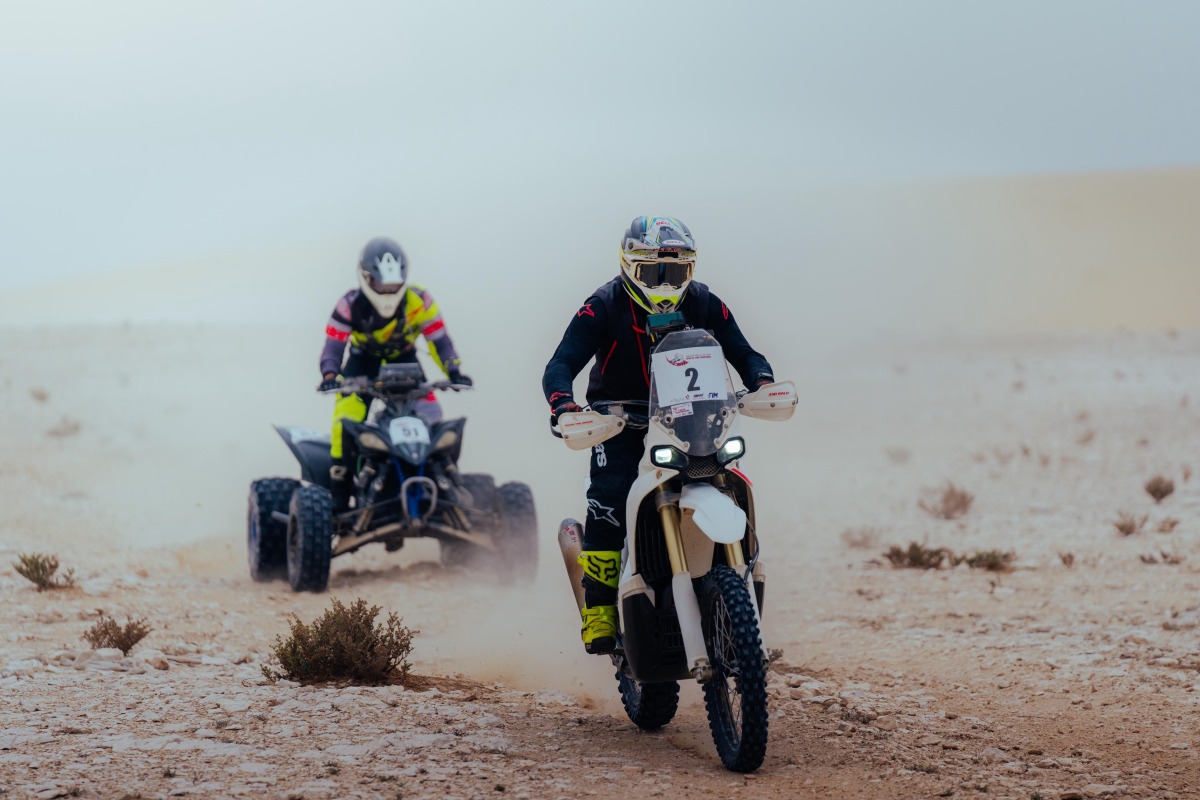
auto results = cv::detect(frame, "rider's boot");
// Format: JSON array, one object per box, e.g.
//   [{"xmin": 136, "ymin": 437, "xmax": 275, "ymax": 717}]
[
  {"xmin": 578, "ymin": 550, "xmax": 621, "ymax": 655},
  {"xmin": 329, "ymin": 461, "xmax": 351, "ymax": 513}
]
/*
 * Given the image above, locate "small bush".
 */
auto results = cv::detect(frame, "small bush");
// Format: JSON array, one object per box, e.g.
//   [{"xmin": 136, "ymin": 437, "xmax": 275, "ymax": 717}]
[
  {"xmin": 1113, "ymin": 511, "xmax": 1148, "ymax": 537},
  {"xmin": 1076, "ymin": 428, "xmax": 1096, "ymax": 446},
  {"xmin": 884, "ymin": 542, "xmax": 951, "ymax": 570},
  {"xmin": 1145, "ymin": 475, "xmax": 1175, "ymax": 504},
  {"xmin": 262, "ymin": 597, "xmax": 416, "ymax": 685},
  {"xmin": 83, "ymin": 616, "xmax": 152, "ymax": 655},
  {"xmin": 1058, "ymin": 552, "xmax": 1075, "ymax": 568},
  {"xmin": 841, "ymin": 526, "xmax": 883, "ymax": 550},
  {"xmin": 1140, "ymin": 551, "xmax": 1185, "ymax": 566},
  {"xmin": 13, "ymin": 553, "xmax": 76, "ymax": 591},
  {"xmin": 918, "ymin": 482, "xmax": 974, "ymax": 521},
  {"xmin": 962, "ymin": 550, "xmax": 1016, "ymax": 572},
  {"xmin": 1157, "ymin": 517, "xmax": 1180, "ymax": 533}
]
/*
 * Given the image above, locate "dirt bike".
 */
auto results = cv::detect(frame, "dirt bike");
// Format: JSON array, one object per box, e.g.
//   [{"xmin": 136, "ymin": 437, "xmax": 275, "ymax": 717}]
[
  {"xmin": 247, "ymin": 362, "xmax": 537, "ymax": 592},
  {"xmin": 553, "ymin": 313, "xmax": 796, "ymax": 773}
]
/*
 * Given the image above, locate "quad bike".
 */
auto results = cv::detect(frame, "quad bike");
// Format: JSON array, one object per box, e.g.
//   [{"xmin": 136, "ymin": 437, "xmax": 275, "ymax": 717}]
[
  {"xmin": 553, "ymin": 313, "xmax": 796, "ymax": 773},
  {"xmin": 248, "ymin": 362, "xmax": 537, "ymax": 592}
]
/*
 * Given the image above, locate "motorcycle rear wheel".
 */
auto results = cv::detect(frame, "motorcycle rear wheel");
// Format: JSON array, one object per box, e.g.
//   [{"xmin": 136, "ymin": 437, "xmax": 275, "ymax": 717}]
[
  {"xmin": 700, "ymin": 565, "xmax": 768, "ymax": 772},
  {"xmin": 616, "ymin": 671, "xmax": 679, "ymax": 730}
]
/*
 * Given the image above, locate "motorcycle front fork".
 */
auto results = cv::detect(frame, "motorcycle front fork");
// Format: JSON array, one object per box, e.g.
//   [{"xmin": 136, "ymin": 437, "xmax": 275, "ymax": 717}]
[{"xmin": 656, "ymin": 487, "xmax": 766, "ymax": 683}]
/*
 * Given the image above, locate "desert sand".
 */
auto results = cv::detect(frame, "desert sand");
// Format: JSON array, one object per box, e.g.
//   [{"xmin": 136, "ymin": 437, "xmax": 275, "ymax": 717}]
[{"xmin": 2, "ymin": 316, "xmax": 1200, "ymax": 799}]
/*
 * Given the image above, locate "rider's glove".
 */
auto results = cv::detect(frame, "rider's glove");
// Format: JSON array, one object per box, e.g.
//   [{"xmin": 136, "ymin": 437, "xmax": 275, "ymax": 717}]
[
  {"xmin": 750, "ymin": 373, "xmax": 775, "ymax": 392},
  {"xmin": 447, "ymin": 368, "xmax": 473, "ymax": 390},
  {"xmin": 551, "ymin": 398, "xmax": 584, "ymax": 426},
  {"xmin": 318, "ymin": 374, "xmax": 343, "ymax": 393}
]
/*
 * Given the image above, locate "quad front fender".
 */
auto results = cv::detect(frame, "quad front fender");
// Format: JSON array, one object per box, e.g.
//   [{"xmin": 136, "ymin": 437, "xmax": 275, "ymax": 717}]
[{"xmin": 680, "ymin": 484, "xmax": 746, "ymax": 544}]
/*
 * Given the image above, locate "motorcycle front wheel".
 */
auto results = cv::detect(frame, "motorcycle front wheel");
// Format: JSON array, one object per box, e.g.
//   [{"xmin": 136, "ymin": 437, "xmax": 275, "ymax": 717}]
[{"xmin": 699, "ymin": 565, "xmax": 768, "ymax": 772}]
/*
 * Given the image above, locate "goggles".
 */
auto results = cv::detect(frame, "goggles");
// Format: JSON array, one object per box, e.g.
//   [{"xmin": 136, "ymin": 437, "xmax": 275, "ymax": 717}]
[
  {"xmin": 628, "ymin": 258, "xmax": 694, "ymax": 290},
  {"xmin": 365, "ymin": 274, "xmax": 405, "ymax": 295}
]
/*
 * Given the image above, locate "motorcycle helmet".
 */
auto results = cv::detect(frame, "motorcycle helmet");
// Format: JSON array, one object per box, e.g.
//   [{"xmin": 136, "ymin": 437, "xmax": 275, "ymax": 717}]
[
  {"xmin": 358, "ymin": 237, "xmax": 408, "ymax": 317},
  {"xmin": 619, "ymin": 216, "xmax": 696, "ymax": 313}
]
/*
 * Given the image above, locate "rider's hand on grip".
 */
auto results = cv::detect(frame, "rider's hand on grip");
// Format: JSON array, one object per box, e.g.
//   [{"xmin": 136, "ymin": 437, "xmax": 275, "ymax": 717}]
[
  {"xmin": 318, "ymin": 374, "xmax": 343, "ymax": 393},
  {"xmin": 551, "ymin": 399, "xmax": 583, "ymax": 427},
  {"xmin": 447, "ymin": 368, "xmax": 473, "ymax": 390}
]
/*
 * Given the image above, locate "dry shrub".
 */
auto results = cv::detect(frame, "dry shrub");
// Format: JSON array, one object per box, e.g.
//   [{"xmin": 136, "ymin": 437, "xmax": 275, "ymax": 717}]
[
  {"xmin": 13, "ymin": 553, "xmax": 76, "ymax": 591},
  {"xmin": 883, "ymin": 447, "xmax": 911, "ymax": 465},
  {"xmin": 962, "ymin": 550, "xmax": 1016, "ymax": 573},
  {"xmin": 1140, "ymin": 551, "xmax": 1185, "ymax": 566},
  {"xmin": 884, "ymin": 542, "xmax": 951, "ymax": 570},
  {"xmin": 918, "ymin": 482, "xmax": 975, "ymax": 520},
  {"xmin": 83, "ymin": 616, "xmax": 152, "ymax": 655},
  {"xmin": 1076, "ymin": 428, "xmax": 1096, "ymax": 446},
  {"xmin": 1157, "ymin": 517, "xmax": 1180, "ymax": 534},
  {"xmin": 1145, "ymin": 475, "xmax": 1175, "ymax": 504},
  {"xmin": 841, "ymin": 526, "xmax": 883, "ymax": 550},
  {"xmin": 46, "ymin": 416, "xmax": 82, "ymax": 438},
  {"xmin": 30, "ymin": 387, "xmax": 49, "ymax": 403},
  {"xmin": 262, "ymin": 597, "xmax": 416, "ymax": 685},
  {"xmin": 1112, "ymin": 511, "xmax": 1148, "ymax": 537},
  {"xmin": 1058, "ymin": 552, "xmax": 1075, "ymax": 568},
  {"xmin": 1183, "ymin": 465, "xmax": 1193, "ymax": 483}
]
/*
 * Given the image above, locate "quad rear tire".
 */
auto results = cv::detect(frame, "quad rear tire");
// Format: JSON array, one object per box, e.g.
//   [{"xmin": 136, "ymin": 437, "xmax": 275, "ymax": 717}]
[
  {"xmin": 287, "ymin": 484, "xmax": 334, "ymax": 593},
  {"xmin": 616, "ymin": 672, "xmax": 680, "ymax": 731},
  {"xmin": 700, "ymin": 565, "xmax": 769, "ymax": 772},
  {"xmin": 496, "ymin": 481, "xmax": 538, "ymax": 582},
  {"xmin": 248, "ymin": 478, "xmax": 299, "ymax": 582},
  {"xmin": 439, "ymin": 473, "xmax": 497, "ymax": 569}
]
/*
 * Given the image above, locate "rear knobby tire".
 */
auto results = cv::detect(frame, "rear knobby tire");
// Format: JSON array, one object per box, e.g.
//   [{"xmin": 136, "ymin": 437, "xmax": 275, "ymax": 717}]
[
  {"xmin": 247, "ymin": 478, "xmax": 299, "ymax": 582},
  {"xmin": 439, "ymin": 473, "xmax": 497, "ymax": 569},
  {"xmin": 496, "ymin": 481, "xmax": 538, "ymax": 582},
  {"xmin": 616, "ymin": 672, "xmax": 680, "ymax": 731},
  {"xmin": 287, "ymin": 484, "xmax": 334, "ymax": 593},
  {"xmin": 700, "ymin": 565, "xmax": 769, "ymax": 773}
]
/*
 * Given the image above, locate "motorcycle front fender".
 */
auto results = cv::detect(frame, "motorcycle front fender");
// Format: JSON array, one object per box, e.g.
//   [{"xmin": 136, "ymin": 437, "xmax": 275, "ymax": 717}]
[{"xmin": 680, "ymin": 483, "xmax": 747, "ymax": 544}]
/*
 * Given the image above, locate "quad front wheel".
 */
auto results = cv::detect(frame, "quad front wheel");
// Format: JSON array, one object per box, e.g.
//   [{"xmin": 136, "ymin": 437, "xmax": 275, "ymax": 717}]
[
  {"xmin": 496, "ymin": 481, "xmax": 538, "ymax": 582},
  {"xmin": 247, "ymin": 478, "xmax": 299, "ymax": 582},
  {"xmin": 287, "ymin": 484, "xmax": 334, "ymax": 592},
  {"xmin": 700, "ymin": 565, "xmax": 769, "ymax": 772}
]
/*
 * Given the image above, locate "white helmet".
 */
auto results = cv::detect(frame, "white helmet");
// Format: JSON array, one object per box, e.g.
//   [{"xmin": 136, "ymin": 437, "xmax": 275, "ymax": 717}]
[
  {"xmin": 619, "ymin": 216, "xmax": 696, "ymax": 314},
  {"xmin": 357, "ymin": 237, "xmax": 408, "ymax": 317}
]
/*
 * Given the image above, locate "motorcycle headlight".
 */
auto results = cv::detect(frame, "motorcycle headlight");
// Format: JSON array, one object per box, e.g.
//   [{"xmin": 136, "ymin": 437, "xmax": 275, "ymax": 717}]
[
  {"xmin": 650, "ymin": 446, "xmax": 687, "ymax": 470},
  {"xmin": 717, "ymin": 437, "xmax": 745, "ymax": 465},
  {"xmin": 433, "ymin": 429, "xmax": 459, "ymax": 451},
  {"xmin": 358, "ymin": 431, "xmax": 390, "ymax": 452}
]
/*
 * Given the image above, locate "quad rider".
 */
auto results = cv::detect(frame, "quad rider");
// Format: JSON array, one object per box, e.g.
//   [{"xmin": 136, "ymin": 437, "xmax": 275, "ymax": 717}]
[
  {"xmin": 320, "ymin": 236, "xmax": 472, "ymax": 511},
  {"xmin": 542, "ymin": 216, "xmax": 775, "ymax": 654}
]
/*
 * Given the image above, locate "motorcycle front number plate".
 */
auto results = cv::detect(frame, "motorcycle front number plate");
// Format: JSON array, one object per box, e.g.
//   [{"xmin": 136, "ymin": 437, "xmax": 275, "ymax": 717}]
[
  {"xmin": 651, "ymin": 345, "xmax": 726, "ymax": 407},
  {"xmin": 388, "ymin": 416, "xmax": 431, "ymax": 445}
]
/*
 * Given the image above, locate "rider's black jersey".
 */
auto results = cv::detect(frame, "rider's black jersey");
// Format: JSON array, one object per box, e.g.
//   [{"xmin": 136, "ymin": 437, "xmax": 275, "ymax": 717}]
[{"xmin": 542, "ymin": 278, "xmax": 773, "ymax": 409}]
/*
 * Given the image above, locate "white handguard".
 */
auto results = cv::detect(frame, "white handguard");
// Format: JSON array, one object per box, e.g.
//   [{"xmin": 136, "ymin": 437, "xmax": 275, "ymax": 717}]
[
  {"xmin": 737, "ymin": 380, "xmax": 798, "ymax": 421},
  {"xmin": 558, "ymin": 411, "xmax": 626, "ymax": 451}
]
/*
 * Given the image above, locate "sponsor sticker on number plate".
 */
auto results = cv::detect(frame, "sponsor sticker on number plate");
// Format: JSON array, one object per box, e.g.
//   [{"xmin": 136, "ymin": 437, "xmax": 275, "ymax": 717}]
[{"xmin": 670, "ymin": 403, "xmax": 694, "ymax": 417}]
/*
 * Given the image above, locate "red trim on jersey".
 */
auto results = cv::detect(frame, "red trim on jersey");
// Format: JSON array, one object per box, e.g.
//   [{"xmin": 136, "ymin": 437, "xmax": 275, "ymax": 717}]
[
  {"xmin": 629, "ymin": 295, "xmax": 650, "ymax": 387},
  {"xmin": 600, "ymin": 340, "xmax": 619, "ymax": 375},
  {"xmin": 325, "ymin": 325, "xmax": 351, "ymax": 342},
  {"xmin": 422, "ymin": 319, "xmax": 445, "ymax": 337}
]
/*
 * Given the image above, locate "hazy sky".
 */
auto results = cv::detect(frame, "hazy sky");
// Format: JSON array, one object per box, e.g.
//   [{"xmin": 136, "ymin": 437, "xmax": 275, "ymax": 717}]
[{"xmin": 2, "ymin": 0, "xmax": 1199, "ymax": 289}]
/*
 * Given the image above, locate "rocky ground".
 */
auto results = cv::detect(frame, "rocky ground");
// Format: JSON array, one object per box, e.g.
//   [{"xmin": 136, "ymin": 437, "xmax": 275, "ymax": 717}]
[{"xmin": 3, "ymin": 325, "xmax": 1200, "ymax": 798}]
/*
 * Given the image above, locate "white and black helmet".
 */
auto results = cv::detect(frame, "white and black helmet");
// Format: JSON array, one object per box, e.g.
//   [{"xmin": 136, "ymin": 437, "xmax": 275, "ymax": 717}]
[
  {"xmin": 619, "ymin": 216, "xmax": 697, "ymax": 314},
  {"xmin": 357, "ymin": 237, "xmax": 408, "ymax": 317}
]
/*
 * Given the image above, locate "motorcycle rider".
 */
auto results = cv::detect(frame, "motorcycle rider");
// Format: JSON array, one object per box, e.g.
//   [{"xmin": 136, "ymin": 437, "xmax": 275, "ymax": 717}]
[
  {"xmin": 542, "ymin": 216, "xmax": 775, "ymax": 654},
  {"xmin": 320, "ymin": 236, "xmax": 472, "ymax": 511}
]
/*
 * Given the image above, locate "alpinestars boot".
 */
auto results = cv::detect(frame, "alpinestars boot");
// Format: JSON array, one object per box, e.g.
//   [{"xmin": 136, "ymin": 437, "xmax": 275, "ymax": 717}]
[{"xmin": 578, "ymin": 550, "xmax": 621, "ymax": 655}]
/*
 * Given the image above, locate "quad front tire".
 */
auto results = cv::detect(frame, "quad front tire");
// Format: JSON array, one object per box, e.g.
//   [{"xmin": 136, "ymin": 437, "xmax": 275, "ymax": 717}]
[
  {"xmin": 248, "ymin": 478, "xmax": 299, "ymax": 582},
  {"xmin": 287, "ymin": 484, "xmax": 334, "ymax": 592},
  {"xmin": 439, "ymin": 473, "xmax": 497, "ymax": 569},
  {"xmin": 700, "ymin": 565, "xmax": 769, "ymax": 773}
]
